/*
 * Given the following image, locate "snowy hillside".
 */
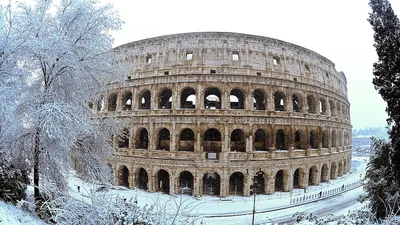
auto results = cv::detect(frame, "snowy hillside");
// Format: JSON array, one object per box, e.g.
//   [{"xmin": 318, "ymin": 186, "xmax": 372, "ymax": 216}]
[{"xmin": 0, "ymin": 201, "xmax": 46, "ymax": 225}]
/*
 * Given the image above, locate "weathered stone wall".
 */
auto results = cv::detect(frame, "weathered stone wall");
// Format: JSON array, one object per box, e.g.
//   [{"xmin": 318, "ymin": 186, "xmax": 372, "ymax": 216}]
[{"xmin": 100, "ymin": 32, "xmax": 352, "ymax": 198}]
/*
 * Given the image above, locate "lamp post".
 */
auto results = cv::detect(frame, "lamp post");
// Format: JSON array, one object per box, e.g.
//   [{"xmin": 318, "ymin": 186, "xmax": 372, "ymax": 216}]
[{"xmin": 252, "ymin": 169, "xmax": 263, "ymax": 225}]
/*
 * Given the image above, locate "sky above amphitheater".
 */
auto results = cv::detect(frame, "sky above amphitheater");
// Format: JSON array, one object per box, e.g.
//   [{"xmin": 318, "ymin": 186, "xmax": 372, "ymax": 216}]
[{"xmin": 109, "ymin": 0, "xmax": 400, "ymax": 130}]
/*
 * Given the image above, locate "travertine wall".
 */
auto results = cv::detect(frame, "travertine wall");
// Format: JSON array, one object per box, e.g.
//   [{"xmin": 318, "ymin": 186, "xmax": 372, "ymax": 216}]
[{"xmin": 100, "ymin": 32, "xmax": 352, "ymax": 197}]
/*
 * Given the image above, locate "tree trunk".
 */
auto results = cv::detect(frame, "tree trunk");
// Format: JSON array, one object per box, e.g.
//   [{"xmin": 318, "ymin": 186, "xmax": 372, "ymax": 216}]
[{"xmin": 34, "ymin": 127, "xmax": 41, "ymax": 212}]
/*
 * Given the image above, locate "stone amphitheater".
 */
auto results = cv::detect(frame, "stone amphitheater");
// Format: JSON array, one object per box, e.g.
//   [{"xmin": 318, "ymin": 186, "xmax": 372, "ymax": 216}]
[{"xmin": 103, "ymin": 32, "xmax": 352, "ymax": 197}]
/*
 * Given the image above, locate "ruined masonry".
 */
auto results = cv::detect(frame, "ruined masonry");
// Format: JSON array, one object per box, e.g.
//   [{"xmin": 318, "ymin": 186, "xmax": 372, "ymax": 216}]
[{"xmin": 101, "ymin": 32, "xmax": 352, "ymax": 197}]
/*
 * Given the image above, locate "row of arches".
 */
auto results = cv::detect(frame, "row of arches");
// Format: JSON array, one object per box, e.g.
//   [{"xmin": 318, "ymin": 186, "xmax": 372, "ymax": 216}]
[
  {"xmin": 100, "ymin": 87, "xmax": 350, "ymax": 119},
  {"xmin": 116, "ymin": 159, "xmax": 349, "ymax": 196},
  {"xmin": 117, "ymin": 127, "xmax": 351, "ymax": 152}
]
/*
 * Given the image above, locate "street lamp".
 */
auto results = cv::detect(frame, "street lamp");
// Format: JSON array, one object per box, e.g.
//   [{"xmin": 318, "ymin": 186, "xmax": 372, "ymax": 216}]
[{"xmin": 252, "ymin": 169, "xmax": 263, "ymax": 225}]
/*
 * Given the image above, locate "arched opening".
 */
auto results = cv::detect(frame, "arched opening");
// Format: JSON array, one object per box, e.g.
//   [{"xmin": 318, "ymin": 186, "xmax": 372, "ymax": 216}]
[
  {"xmin": 292, "ymin": 94, "xmax": 302, "ymax": 112},
  {"xmin": 203, "ymin": 173, "xmax": 220, "ymax": 195},
  {"xmin": 308, "ymin": 165, "xmax": 318, "ymax": 185},
  {"xmin": 319, "ymin": 98, "xmax": 327, "ymax": 115},
  {"xmin": 135, "ymin": 128, "xmax": 148, "ymax": 149},
  {"xmin": 338, "ymin": 161, "xmax": 343, "ymax": 177},
  {"xmin": 276, "ymin": 129, "xmax": 288, "ymax": 150},
  {"xmin": 229, "ymin": 172, "xmax": 244, "ymax": 195},
  {"xmin": 322, "ymin": 130, "xmax": 329, "ymax": 148},
  {"xmin": 157, "ymin": 170, "xmax": 170, "ymax": 193},
  {"xmin": 293, "ymin": 168, "xmax": 305, "ymax": 188},
  {"xmin": 96, "ymin": 96, "xmax": 105, "ymax": 111},
  {"xmin": 321, "ymin": 164, "xmax": 329, "ymax": 182},
  {"xmin": 307, "ymin": 95, "xmax": 316, "ymax": 113},
  {"xmin": 204, "ymin": 88, "xmax": 221, "ymax": 109},
  {"xmin": 139, "ymin": 90, "xmax": 151, "ymax": 109},
  {"xmin": 118, "ymin": 165, "xmax": 129, "ymax": 187},
  {"xmin": 157, "ymin": 128, "xmax": 170, "ymax": 150},
  {"xmin": 331, "ymin": 162, "xmax": 338, "ymax": 179},
  {"xmin": 274, "ymin": 91, "xmax": 285, "ymax": 111},
  {"xmin": 230, "ymin": 129, "xmax": 246, "ymax": 152},
  {"xmin": 275, "ymin": 170, "xmax": 287, "ymax": 192},
  {"xmin": 121, "ymin": 91, "xmax": 132, "ymax": 110},
  {"xmin": 179, "ymin": 128, "xmax": 195, "ymax": 152},
  {"xmin": 255, "ymin": 129, "xmax": 269, "ymax": 151},
  {"xmin": 138, "ymin": 168, "xmax": 148, "ymax": 189},
  {"xmin": 230, "ymin": 89, "xmax": 245, "ymax": 109},
  {"xmin": 309, "ymin": 130, "xmax": 318, "ymax": 149},
  {"xmin": 329, "ymin": 100, "xmax": 336, "ymax": 116},
  {"xmin": 338, "ymin": 130, "xmax": 343, "ymax": 147},
  {"xmin": 179, "ymin": 171, "xmax": 194, "ymax": 195},
  {"xmin": 336, "ymin": 102, "xmax": 341, "ymax": 117},
  {"xmin": 117, "ymin": 128, "xmax": 130, "ymax": 148},
  {"xmin": 253, "ymin": 89, "xmax": 265, "ymax": 110},
  {"xmin": 203, "ymin": 128, "xmax": 222, "ymax": 153},
  {"xmin": 295, "ymin": 130, "xmax": 306, "ymax": 149},
  {"xmin": 254, "ymin": 171, "xmax": 266, "ymax": 194},
  {"xmin": 108, "ymin": 93, "xmax": 117, "ymax": 111},
  {"xmin": 331, "ymin": 130, "xmax": 337, "ymax": 147},
  {"xmin": 158, "ymin": 88, "xmax": 172, "ymax": 109},
  {"xmin": 181, "ymin": 87, "xmax": 196, "ymax": 109}
]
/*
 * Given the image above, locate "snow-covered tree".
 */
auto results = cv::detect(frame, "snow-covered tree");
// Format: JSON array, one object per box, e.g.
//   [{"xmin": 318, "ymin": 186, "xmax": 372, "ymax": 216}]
[
  {"xmin": 367, "ymin": 0, "xmax": 400, "ymax": 219},
  {"xmin": 0, "ymin": 0, "xmax": 124, "ymax": 210}
]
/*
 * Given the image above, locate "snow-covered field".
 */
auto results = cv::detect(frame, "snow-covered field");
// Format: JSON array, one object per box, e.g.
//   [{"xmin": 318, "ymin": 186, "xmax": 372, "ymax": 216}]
[{"xmin": 0, "ymin": 156, "xmax": 368, "ymax": 225}]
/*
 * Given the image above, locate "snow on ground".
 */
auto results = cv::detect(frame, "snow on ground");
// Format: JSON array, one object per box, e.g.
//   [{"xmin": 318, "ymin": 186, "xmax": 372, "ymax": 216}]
[{"xmin": 0, "ymin": 201, "xmax": 46, "ymax": 225}]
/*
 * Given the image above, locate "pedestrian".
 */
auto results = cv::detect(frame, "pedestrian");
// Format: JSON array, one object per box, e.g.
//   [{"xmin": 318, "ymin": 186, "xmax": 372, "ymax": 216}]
[{"xmin": 77, "ymin": 185, "xmax": 80, "ymax": 193}]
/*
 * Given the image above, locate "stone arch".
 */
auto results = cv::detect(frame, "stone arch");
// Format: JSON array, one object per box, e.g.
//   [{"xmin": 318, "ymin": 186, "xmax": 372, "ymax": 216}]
[
  {"xmin": 138, "ymin": 89, "xmax": 151, "ymax": 109},
  {"xmin": 307, "ymin": 95, "xmax": 317, "ymax": 114},
  {"xmin": 156, "ymin": 169, "xmax": 170, "ymax": 193},
  {"xmin": 230, "ymin": 88, "xmax": 245, "ymax": 109},
  {"xmin": 295, "ymin": 129, "xmax": 306, "ymax": 149},
  {"xmin": 321, "ymin": 163, "xmax": 329, "ymax": 182},
  {"xmin": 331, "ymin": 161, "xmax": 338, "ymax": 179},
  {"xmin": 203, "ymin": 128, "xmax": 222, "ymax": 152},
  {"xmin": 308, "ymin": 165, "xmax": 318, "ymax": 185},
  {"xmin": 121, "ymin": 90, "xmax": 132, "ymax": 110},
  {"xmin": 336, "ymin": 102, "xmax": 341, "ymax": 117},
  {"xmin": 275, "ymin": 169, "xmax": 288, "ymax": 192},
  {"xmin": 254, "ymin": 129, "xmax": 270, "ymax": 151},
  {"xmin": 319, "ymin": 97, "xmax": 327, "ymax": 115},
  {"xmin": 117, "ymin": 165, "xmax": 129, "ymax": 187},
  {"xmin": 230, "ymin": 129, "xmax": 246, "ymax": 152},
  {"xmin": 157, "ymin": 128, "xmax": 170, "ymax": 150},
  {"xmin": 338, "ymin": 130, "xmax": 343, "ymax": 147},
  {"xmin": 137, "ymin": 168, "xmax": 148, "ymax": 189},
  {"xmin": 135, "ymin": 128, "xmax": 148, "ymax": 149},
  {"xmin": 181, "ymin": 87, "xmax": 196, "ymax": 109},
  {"xmin": 158, "ymin": 88, "xmax": 172, "ymax": 109},
  {"xmin": 293, "ymin": 168, "xmax": 305, "ymax": 188},
  {"xmin": 253, "ymin": 89, "xmax": 266, "ymax": 110},
  {"xmin": 292, "ymin": 93, "xmax": 303, "ymax": 112},
  {"xmin": 322, "ymin": 130, "xmax": 329, "ymax": 148},
  {"xmin": 338, "ymin": 160, "xmax": 344, "ymax": 177},
  {"xmin": 274, "ymin": 91, "xmax": 285, "ymax": 111},
  {"xmin": 309, "ymin": 130, "xmax": 318, "ymax": 149},
  {"xmin": 203, "ymin": 172, "xmax": 220, "ymax": 196},
  {"xmin": 204, "ymin": 87, "xmax": 221, "ymax": 109},
  {"xmin": 331, "ymin": 130, "xmax": 337, "ymax": 147},
  {"xmin": 179, "ymin": 128, "xmax": 195, "ymax": 152},
  {"xmin": 179, "ymin": 171, "xmax": 194, "ymax": 195},
  {"xmin": 117, "ymin": 128, "xmax": 130, "ymax": 148},
  {"xmin": 229, "ymin": 172, "xmax": 244, "ymax": 195},
  {"xmin": 329, "ymin": 99, "xmax": 336, "ymax": 116},
  {"xmin": 276, "ymin": 129, "xmax": 288, "ymax": 150},
  {"xmin": 108, "ymin": 92, "xmax": 117, "ymax": 111}
]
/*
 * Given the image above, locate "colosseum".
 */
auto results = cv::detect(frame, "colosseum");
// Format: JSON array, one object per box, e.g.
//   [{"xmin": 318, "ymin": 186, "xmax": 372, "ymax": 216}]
[{"xmin": 103, "ymin": 32, "xmax": 352, "ymax": 198}]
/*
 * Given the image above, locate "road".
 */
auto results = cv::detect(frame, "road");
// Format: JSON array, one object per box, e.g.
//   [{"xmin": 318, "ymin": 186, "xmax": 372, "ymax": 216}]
[{"xmin": 256, "ymin": 186, "xmax": 365, "ymax": 225}]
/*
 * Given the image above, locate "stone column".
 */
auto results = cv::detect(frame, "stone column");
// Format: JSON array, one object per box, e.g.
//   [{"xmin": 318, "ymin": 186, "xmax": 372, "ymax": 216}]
[
  {"xmin": 170, "ymin": 174, "xmax": 175, "ymax": 195},
  {"xmin": 197, "ymin": 84, "xmax": 203, "ymax": 110},
  {"xmin": 267, "ymin": 90, "xmax": 274, "ymax": 111},
  {"xmin": 171, "ymin": 122, "xmax": 177, "ymax": 152}
]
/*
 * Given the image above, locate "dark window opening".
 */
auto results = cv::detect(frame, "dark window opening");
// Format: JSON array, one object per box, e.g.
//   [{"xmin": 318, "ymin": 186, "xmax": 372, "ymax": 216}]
[
  {"xmin": 309, "ymin": 130, "xmax": 318, "ymax": 149},
  {"xmin": 276, "ymin": 129, "xmax": 287, "ymax": 150},
  {"xmin": 108, "ymin": 93, "xmax": 117, "ymax": 111},
  {"xmin": 255, "ymin": 129, "xmax": 268, "ymax": 151},
  {"xmin": 118, "ymin": 166, "xmax": 129, "ymax": 187},
  {"xmin": 164, "ymin": 71, "xmax": 169, "ymax": 75},
  {"xmin": 230, "ymin": 129, "xmax": 246, "ymax": 152},
  {"xmin": 307, "ymin": 95, "xmax": 316, "ymax": 113},
  {"xmin": 273, "ymin": 56, "xmax": 280, "ymax": 65},
  {"xmin": 157, "ymin": 170, "xmax": 169, "ymax": 193},
  {"xmin": 136, "ymin": 128, "xmax": 148, "ymax": 149},
  {"xmin": 158, "ymin": 89, "xmax": 172, "ymax": 109},
  {"xmin": 157, "ymin": 128, "xmax": 170, "ymax": 151},
  {"xmin": 275, "ymin": 170, "xmax": 285, "ymax": 192},
  {"xmin": 181, "ymin": 88, "xmax": 196, "ymax": 109},
  {"xmin": 118, "ymin": 128, "xmax": 130, "ymax": 148},
  {"xmin": 210, "ymin": 69, "xmax": 216, "ymax": 74},
  {"xmin": 121, "ymin": 91, "xmax": 132, "ymax": 110},
  {"xmin": 230, "ymin": 89, "xmax": 245, "ymax": 109},
  {"xmin": 139, "ymin": 90, "xmax": 151, "ymax": 109},
  {"xmin": 138, "ymin": 168, "xmax": 148, "ymax": 189},
  {"xmin": 204, "ymin": 88, "xmax": 221, "ymax": 109},
  {"xmin": 292, "ymin": 94, "xmax": 301, "ymax": 112},
  {"xmin": 295, "ymin": 130, "xmax": 304, "ymax": 149},
  {"xmin": 179, "ymin": 171, "xmax": 194, "ymax": 195},
  {"xmin": 203, "ymin": 173, "xmax": 220, "ymax": 196},
  {"xmin": 253, "ymin": 89, "xmax": 266, "ymax": 110},
  {"xmin": 229, "ymin": 172, "xmax": 244, "ymax": 195},
  {"xmin": 179, "ymin": 128, "xmax": 195, "ymax": 152},
  {"xmin": 274, "ymin": 91, "xmax": 285, "ymax": 111},
  {"xmin": 146, "ymin": 55, "xmax": 152, "ymax": 64},
  {"xmin": 203, "ymin": 128, "xmax": 222, "ymax": 153}
]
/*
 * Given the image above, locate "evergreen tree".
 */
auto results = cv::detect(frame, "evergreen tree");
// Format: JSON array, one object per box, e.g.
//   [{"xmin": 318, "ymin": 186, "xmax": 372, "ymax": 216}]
[{"xmin": 367, "ymin": 0, "xmax": 400, "ymax": 219}]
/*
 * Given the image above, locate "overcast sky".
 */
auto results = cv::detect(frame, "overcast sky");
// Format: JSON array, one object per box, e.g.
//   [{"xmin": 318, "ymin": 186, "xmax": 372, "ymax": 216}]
[{"xmin": 108, "ymin": 0, "xmax": 400, "ymax": 130}]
